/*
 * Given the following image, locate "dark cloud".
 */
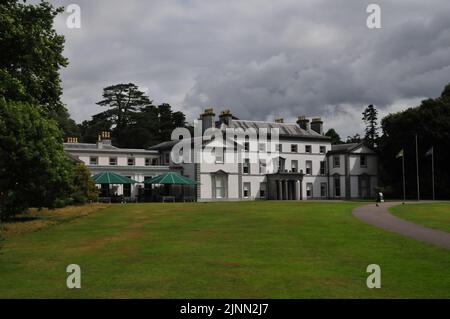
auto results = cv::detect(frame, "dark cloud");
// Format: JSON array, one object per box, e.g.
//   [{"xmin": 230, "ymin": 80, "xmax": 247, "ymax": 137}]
[{"xmin": 51, "ymin": 0, "xmax": 450, "ymax": 136}]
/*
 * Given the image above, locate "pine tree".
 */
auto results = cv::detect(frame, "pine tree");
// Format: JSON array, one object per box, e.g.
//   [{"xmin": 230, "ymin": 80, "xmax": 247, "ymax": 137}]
[
  {"xmin": 362, "ymin": 104, "xmax": 379, "ymax": 149},
  {"xmin": 96, "ymin": 83, "xmax": 153, "ymax": 129}
]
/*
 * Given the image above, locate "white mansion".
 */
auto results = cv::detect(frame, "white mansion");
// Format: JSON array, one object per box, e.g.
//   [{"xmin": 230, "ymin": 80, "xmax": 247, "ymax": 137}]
[{"xmin": 64, "ymin": 109, "xmax": 379, "ymax": 201}]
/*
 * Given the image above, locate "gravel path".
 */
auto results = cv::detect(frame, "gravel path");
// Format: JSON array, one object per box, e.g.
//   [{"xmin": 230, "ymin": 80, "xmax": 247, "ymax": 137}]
[{"xmin": 353, "ymin": 202, "xmax": 450, "ymax": 250}]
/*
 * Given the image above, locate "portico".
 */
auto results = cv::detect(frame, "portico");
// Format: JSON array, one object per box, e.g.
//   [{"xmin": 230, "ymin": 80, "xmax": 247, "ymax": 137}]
[{"xmin": 266, "ymin": 172, "xmax": 303, "ymax": 200}]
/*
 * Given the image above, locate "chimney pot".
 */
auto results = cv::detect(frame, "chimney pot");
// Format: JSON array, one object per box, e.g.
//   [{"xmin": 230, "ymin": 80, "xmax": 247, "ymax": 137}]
[
  {"xmin": 297, "ymin": 115, "xmax": 310, "ymax": 130},
  {"xmin": 310, "ymin": 118, "xmax": 324, "ymax": 135},
  {"xmin": 98, "ymin": 131, "xmax": 112, "ymax": 148},
  {"xmin": 219, "ymin": 109, "xmax": 233, "ymax": 125},
  {"xmin": 275, "ymin": 118, "xmax": 284, "ymax": 123},
  {"xmin": 200, "ymin": 107, "xmax": 216, "ymax": 134},
  {"xmin": 67, "ymin": 137, "xmax": 78, "ymax": 143}
]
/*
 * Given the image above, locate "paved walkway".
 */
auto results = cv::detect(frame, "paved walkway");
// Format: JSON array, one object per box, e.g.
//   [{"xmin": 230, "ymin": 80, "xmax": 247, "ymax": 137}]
[{"xmin": 353, "ymin": 202, "xmax": 450, "ymax": 250}]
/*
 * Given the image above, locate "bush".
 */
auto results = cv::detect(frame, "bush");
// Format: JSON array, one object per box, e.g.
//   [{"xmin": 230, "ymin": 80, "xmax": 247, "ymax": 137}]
[{"xmin": 70, "ymin": 163, "xmax": 98, "ymax": 204}]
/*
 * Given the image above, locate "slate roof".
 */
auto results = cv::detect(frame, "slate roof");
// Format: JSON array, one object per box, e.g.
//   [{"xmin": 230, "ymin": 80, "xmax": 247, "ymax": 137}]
[
  {"xmin": 149, "ymin": 118, "xmax": 329, "ymax": 150},
  {"xmin": 148, "ymin": 135, "xmax": 242, "ymax": 150},
  {"xmin": 64, "ymin": 143, "xmax": 117, "ymax": 150},
  {"xmin": 328, "ymin": 143, "xmax": 362, "ymax": 154},
  {"xmin": 228, "ymin": 120, "xmax": 329, "ymax": 140},
  {"xmin": 148, "ymin": 140, "xmax": 180, "ymax": 150},
  {"xmin": 64, "ymin": 143, "xmax": 158, "ymax": 154}
]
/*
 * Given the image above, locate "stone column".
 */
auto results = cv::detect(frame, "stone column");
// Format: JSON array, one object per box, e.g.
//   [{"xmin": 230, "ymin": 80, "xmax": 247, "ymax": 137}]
[
  {"xmin": 277, "ymin": 180, "xmax": 282, "ymax": 200},
  {"xmin": 283, "ymin": 180, "xmax": 288, "ymax": 200},
  {"xmin": 288, "ymin": 181, "xmax": 295, "ymax": 200},
  {"xmin": 296, "ymin": 180, "xmax": 301, "ymax": 200},
  {"xmin": 286, "ymin": 180, "xmax": 292, "ymax": 200}
]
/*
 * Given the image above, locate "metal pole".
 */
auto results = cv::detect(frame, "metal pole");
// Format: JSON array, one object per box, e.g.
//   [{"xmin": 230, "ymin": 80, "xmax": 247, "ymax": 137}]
[
  {"xmin": 432, "ymin": 147, "xmax": 435, "ymax": 200},
  {"xmin": 415, "ymin": 134, "xmax": 420, "ymax": 201},
  {"xmin": 402, "ymin": 154, "xmax": 406, "ymax": 203}
]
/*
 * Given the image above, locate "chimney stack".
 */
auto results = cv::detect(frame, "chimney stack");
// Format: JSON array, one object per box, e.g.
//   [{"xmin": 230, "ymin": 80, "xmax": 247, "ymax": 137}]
[
  {"xmin": 97, "ymin": 131, "xmax": 111, "ymax": 149},
  {"xmin": 200, "ymin": 108, "xmax": 216, "ymax": 134},
  {"xmin": 66, "ymin": 137, "xmax": 78, "ymax": 143},
  {"xmin": 297, "ymin": 116, "xmax": 310, "ymax": 130},
  {"xmin": 275, "ymin": 118, "xmax": 284, "ymax": 123},
  {"xmin": 219, "ymin": 109, "xmax": 233, "ymax": 125},
  {"xmin": 310, "ymin": 118, "xmax": 324, "ymax": 135}
]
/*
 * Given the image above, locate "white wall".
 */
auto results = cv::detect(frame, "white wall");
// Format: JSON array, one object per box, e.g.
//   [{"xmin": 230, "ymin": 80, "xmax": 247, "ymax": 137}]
[{"xmin": 197, "ymin": 137, "xmax": 332, "ymax": 201}]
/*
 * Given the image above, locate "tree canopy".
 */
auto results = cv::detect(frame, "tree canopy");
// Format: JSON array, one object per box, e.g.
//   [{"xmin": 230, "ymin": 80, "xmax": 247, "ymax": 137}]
[
  {"xmin": 0, "ymin": 99, "xmax": 73, "ymax": 219},
  {"xmin": 0, "ymin": 1, "xmax": 95, "ymax": 219},
  {"xmin": 378, "ymin": 83, "xmax": 450, "ymax": 199},
  {"xmin": 96, "ymin": 83, "xmax": 153, "ymax": 129},
  {"xmin": 345, "ymin": 133, "xmax": 362, "ymax": 144},
  {"xmin": 80, "ymin": 84, "xmax": 187, "ymax": 148},
  {"xmin": 0, "ymin": 0, "xmax": 78, "ymax": 136},
  {"xmin": 362, "ymin": 104, "xmax": 379, "ymax": 149},
  {"xmin": 325, "ymin": 128, "xmax": 342, "ymax": 145}
]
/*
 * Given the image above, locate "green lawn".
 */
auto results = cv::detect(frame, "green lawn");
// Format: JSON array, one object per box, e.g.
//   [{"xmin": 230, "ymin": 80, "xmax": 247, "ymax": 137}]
[
  {"xmin": 0, "ymin": 201, "xmax": 449, "ymax": 298},
  {"xmin": 390, "ymin": 202, "xmax": 450, "ymax": 233}
]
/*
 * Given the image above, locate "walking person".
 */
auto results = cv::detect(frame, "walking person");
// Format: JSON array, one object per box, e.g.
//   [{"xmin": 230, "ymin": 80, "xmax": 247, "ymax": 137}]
[{"xmin": 376, "ymin": 191, "xmax": 384, "ymax": 207}]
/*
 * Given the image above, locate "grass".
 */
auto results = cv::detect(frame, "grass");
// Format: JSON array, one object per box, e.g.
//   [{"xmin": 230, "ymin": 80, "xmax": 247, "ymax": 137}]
[
  {"xmin": 390, "ymin": 202, "xmax": 450, "ymax": 233},
  {"xmin": 0, "ymin": 201, "xmax": 449, "ymax": 298},
  {"xmin": 0, "ymin": 204, "xmax": 110, "ymax": 239}
]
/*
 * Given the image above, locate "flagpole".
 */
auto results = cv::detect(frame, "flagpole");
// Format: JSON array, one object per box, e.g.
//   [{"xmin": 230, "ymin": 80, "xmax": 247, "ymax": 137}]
[
  {"xmin": 415, "ymin": 134, "xmax": 420, "ymax": 201},
  {"xmin": 402, "ymin": 154, "xmax": 406, "ymax": 203},
  {"xmin": 431, "ymin": 147, "xmax": 435, "ymax": 200}
]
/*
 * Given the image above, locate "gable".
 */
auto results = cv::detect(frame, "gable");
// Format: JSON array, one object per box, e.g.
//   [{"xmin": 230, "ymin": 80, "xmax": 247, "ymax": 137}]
[{"xmin": 351, "ymin": 144, "xmax": 375, "ymax": 154}]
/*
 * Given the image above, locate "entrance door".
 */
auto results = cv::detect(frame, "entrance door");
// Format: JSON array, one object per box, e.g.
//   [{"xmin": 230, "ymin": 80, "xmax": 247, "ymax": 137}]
[
  {"xmin": 359, "ymin": 176, "xmax": 369, "ymax": 198},
  {"xmin": 124, "ymin": 177, "xmax": 132, "ymax": 197}
]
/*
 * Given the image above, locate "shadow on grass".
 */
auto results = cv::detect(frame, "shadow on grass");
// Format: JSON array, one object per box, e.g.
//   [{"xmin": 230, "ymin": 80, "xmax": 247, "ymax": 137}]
[{"xmin": 1, "ymin": 215, "xmax": 40, "ymax": 223}]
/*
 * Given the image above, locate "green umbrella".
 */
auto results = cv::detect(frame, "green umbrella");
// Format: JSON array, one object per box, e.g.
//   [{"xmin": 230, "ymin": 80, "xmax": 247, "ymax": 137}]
[
  {"xmin": 144, "ymin": 172, "xmax": 197, "ymax": 185},
  {"xmin": 92, "ymin": 172, "xmax": 138, "ymax": 184}
]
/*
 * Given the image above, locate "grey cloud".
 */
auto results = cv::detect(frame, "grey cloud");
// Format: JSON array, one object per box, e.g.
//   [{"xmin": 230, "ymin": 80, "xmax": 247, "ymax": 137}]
[{"xmin": 49, "ymin": 0, "xmax": 450, "ymax": 137}]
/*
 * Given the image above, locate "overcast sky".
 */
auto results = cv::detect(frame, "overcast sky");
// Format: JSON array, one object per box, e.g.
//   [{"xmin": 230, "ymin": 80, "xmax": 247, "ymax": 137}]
[{"xmin": 50, "ymin": 0, "xmax": 450, "ymax": 137}]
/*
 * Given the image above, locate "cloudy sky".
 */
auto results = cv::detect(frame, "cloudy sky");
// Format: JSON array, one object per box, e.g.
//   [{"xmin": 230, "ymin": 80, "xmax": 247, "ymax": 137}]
[{"xmin": 50, "ymin": 0, "xmax": 450, "ymax": 137}]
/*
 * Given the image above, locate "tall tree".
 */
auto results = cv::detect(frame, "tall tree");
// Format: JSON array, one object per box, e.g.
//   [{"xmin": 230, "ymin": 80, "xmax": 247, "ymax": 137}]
[
  {"xmin": 156, "ymin": 103, "xmax": 186, "ymax": 142},
  {"xmin": 78, "ymin": 112, "xmax": 114, "ymax": 143},
  {"xmin": 362, "ymin": 104, "xmax": 379, "ymax": 149},
  {"xmin": 0, "ymin": 0, "xmax": 78, "ymax": 136},
  {"xmin": 378, "ymin": 83, "xmax": 450, "ymax": 199},
  {"xmin": 0, "ymin": 99, "xmax": 73, "ymax": 220},
  {"xmin": 325, "ymin": 128, "xmax": 342, "ymax": 145},
  {"xmin": 96, "ymin": 83, "xmax": 152, "ymax": 129},
  {"xmin": 85, "ymin": 85, "xmax": 187, "ymax": 148}
]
